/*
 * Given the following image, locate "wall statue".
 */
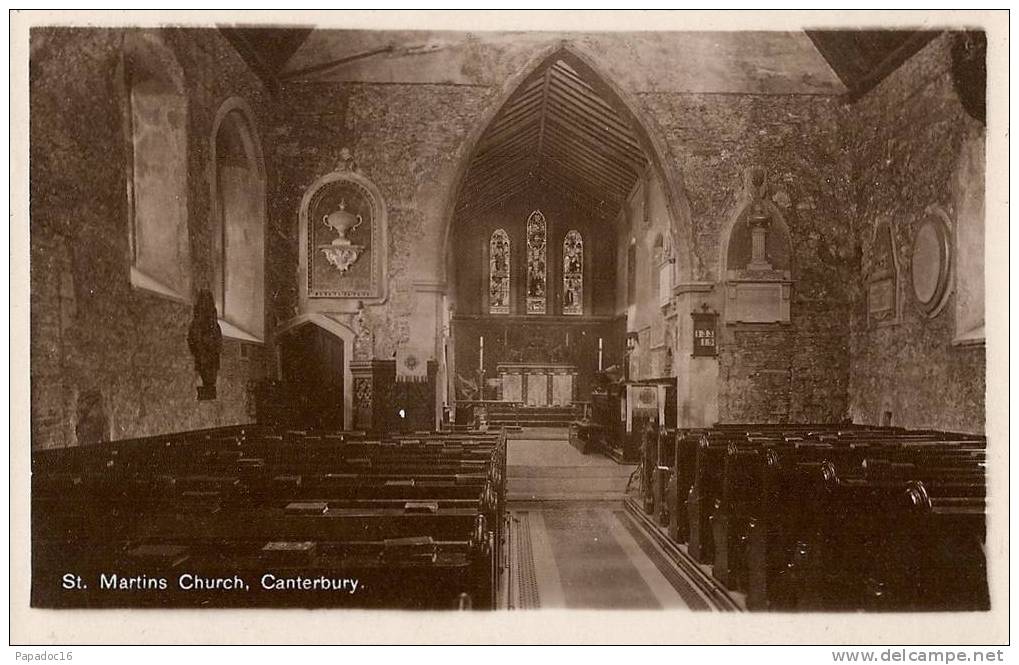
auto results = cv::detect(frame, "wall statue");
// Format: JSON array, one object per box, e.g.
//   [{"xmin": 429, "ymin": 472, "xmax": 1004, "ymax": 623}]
[{"xmin": 188, "ymin": 289, "xmax": 223, "ymax": 400}]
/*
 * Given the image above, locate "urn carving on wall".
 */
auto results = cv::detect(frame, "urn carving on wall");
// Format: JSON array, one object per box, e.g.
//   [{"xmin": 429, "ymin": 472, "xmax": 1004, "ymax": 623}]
[
  {"xmin": 320, "ymin": 199, "xmax": 365, "ymax": 273},
  {"xmin": 299, "ymin": 153, "xmax": 389, "ymax": 305}
]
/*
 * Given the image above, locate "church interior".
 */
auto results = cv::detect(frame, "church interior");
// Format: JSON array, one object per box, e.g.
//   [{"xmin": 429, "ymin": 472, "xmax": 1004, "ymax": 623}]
[{"xmin": 28, "ymin": 24, "xmax": 990, "ymax": 613}]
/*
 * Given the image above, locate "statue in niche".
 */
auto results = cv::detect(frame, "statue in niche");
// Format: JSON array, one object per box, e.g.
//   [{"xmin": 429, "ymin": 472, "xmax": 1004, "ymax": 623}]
[
  {"xmin": 723, "ymin": 167, "xmax": 793, "ymax": 324},
  {"xmin": 746, "ymin": 168, "xmax": 774, "ymax": 272},
  {"xmin": 187, "ymin": 289, "xmax": 223, "ymax": 400},
  {"xmin": 726, "ymin": 167, "xmax": 791, "ymax": 281}
]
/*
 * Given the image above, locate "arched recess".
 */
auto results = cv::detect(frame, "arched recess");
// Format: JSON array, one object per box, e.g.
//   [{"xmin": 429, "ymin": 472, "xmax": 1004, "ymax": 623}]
[
  {"xmin": 274, "ymin": 313, "xmax": 356, "ymax": 428},
  {"xmin": 298, "ymin": 168, "xmax": 389, "ymax": 314},
  {"xmin": 121, "ymin": 30, "xmax": 190, "ymax": 302},
  {"xmin": 436, "ymin": 41, "xmax": 703, "ymax": 424},
  {"xmin": 209, "ymin": 97, "xmax": 267, "ymax": 342},
  {"xmin": 717, "ymin": 167, "xmax": 795, "ymax": 325}
]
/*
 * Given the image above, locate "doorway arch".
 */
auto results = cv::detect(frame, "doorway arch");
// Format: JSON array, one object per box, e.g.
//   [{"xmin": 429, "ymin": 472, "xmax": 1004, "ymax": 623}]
[{"xmin": 274, "ymin": 313, "xmax": 356, "ymax": 428}]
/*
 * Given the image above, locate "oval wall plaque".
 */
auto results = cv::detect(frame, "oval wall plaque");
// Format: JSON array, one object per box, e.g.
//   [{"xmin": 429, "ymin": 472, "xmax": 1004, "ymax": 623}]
[{"xmin": 910, "ymin": 210, "xmax": 952, "ymax": 317}]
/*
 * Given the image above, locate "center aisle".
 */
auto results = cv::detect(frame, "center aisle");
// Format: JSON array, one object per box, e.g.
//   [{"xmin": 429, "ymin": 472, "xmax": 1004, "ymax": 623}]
[{"xmin": 504, "ymin": 430, "xmax": 709, "ymax": 610}]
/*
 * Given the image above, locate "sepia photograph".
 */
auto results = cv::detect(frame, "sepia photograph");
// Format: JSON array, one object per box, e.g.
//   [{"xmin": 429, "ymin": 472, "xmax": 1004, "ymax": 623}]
[{"xmin": 9, "ymin": 8, "xmax": 1008, "ymax": 647}]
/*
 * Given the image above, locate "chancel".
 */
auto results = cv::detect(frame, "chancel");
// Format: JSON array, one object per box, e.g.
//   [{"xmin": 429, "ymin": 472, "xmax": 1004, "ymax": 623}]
[{"xmin": 28, "ymin": 21, "xmax": 990, "ymax": 613}]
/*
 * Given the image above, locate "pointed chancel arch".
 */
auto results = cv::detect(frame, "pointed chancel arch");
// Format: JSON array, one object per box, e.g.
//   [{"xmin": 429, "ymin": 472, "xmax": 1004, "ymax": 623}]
[
  {"xmin": 440, "ymin": 44, "xmax": 695, "ymax": 287},
  {"xmin": 440, "ymin": 42, "xmax": 709, "ymax": 427}
]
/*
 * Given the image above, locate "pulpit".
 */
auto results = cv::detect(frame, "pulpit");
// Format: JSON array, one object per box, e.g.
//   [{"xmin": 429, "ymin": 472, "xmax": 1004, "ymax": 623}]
[{"xmin": 496, "ymin": 363, "xmax": 577, "ymax": 406}]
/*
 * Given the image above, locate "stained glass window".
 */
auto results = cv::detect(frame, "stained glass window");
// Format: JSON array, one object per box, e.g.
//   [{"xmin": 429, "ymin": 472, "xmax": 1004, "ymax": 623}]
[
  {"xmin": 489, "ymin": 229, "xmax": 510, "ymax": 314},
  {"xmin": 562, "ymin": 230, "xmax": 583, "ymax": 315},
  {"xmin": 526, "ymin": 210, "xmax": 547, "ymax": 314}
]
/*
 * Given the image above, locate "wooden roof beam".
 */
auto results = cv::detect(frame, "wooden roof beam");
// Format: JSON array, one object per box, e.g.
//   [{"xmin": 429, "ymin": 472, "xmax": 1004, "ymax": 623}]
[
  {"xmin": 548, "ymin": 75, "xmax": 642, "ymax": 147},
  {"xmin": 462, "ymin": 152, "xmax": 535, "ymax": 188},
  {"xmin": 457, "ymin": 174, "xmax": 536, "ymax": 217},
  {"xmin": 538, "ymin": 164, "xmax": 620, "ymax": 208},
  {"xmin": 541, "ymin": 149, "xmax": 631, "ymax": 198},
  {"xmin": 470, "ymin": 125, "xmax": 541, "ymax": 164},
  {"xmin": 550, "ymin": 68, "xmax": 633, "ymax": 130},
  {"xmin": 545, "ymin": 98, "xmax": 647, "ymax": 166},
  {"xmin": 535, "ymin": 68, "xmax": 553, "ymax": 161},
  {"xmin": 543, "ymin": 116, "xmax": 643, "ymax": 182}
]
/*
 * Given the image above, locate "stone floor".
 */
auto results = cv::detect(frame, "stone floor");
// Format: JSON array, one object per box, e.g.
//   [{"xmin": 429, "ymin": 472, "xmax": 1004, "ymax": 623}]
[
  {"xmin": 507, "ymin": 436, "xmax": 633, "ymax": 501},
  {"xmin": 504, "ymin": 435, "xmax": 708, "ymax": 610}
]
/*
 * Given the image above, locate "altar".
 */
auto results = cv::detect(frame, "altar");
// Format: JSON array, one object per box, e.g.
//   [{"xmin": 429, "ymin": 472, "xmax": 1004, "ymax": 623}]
[{"xmin": 496, "ymin": 363, "xmax": 577, "ymax": 406}]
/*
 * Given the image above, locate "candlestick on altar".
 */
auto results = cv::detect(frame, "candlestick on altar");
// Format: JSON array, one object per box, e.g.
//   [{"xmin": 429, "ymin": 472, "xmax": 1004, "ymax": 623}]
[
  {"xmin": 479, "ymin": 336, "xmax": 485, "ymax": 373},
  {"xmin": 598, "ymin": 337, "xmax": 603, "ymax": 371}
]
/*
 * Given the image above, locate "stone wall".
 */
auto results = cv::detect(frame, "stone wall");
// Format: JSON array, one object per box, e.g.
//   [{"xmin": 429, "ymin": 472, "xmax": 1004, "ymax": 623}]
[
  {"xmin": 30, "ymin": 28, "xmax": 275, "ymax": 449},
  {"xmin": 271, "ymin": 81, "xmax": 495, "ymax": 359},
  {"xmin": 845, "ymin": 34, "xmax": 986, "ymax": 434},
  {"xmin": 632, "ymin": 92, "xmax": 856, "ymax": 423}
]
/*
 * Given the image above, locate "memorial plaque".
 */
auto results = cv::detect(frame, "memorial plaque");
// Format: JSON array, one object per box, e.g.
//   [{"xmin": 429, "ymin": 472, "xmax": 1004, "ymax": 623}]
[
  {"xmin": 733, "ymin": 283, "xmax": 784, "ymax": 322},
  {"xmin": 692, "ymin": 309, "xmax": 718, "ymax": 357},
  {"xmin": 911, "ymin": 211, "xmax": 952, "ymax": 317},
  {"xmin": 868, "ymin": 278, "xmax": 895, "ymax": 315}
]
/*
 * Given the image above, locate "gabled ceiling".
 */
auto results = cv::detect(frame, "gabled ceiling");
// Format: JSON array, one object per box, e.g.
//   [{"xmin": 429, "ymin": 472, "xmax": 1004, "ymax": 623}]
[{"xmin": 454, "ymin": 55, "xmax": 648, "ymax": 221}]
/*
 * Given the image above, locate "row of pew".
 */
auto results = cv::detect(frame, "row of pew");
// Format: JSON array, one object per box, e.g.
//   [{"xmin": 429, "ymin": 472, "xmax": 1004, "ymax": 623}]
[
  {"xmin": 639, "ymin": 423, "xmax": 988, "ymax": 611},
  {"xmin": 32, "ymin": 424, "xmax": 506, "ymax": 610}
]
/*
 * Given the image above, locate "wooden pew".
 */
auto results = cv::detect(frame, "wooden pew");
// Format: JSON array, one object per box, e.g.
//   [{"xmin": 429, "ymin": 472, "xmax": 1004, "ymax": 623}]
[
  {"xmin": 31, "ymin": 425, "xmax": 507, "ymax": 610},
  {"xmin": 699, "ymin": 427, "xmax": 989, "ymax": 611}
]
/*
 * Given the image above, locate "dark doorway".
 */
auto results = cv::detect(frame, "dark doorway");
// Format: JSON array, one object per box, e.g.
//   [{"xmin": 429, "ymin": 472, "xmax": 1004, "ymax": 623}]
[{"xmin": 279, "ymin": 324, "xmax": 344, "ymax": 430}]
